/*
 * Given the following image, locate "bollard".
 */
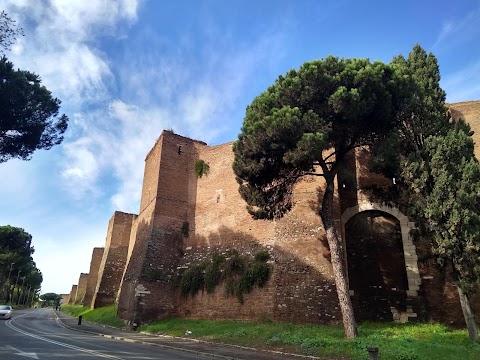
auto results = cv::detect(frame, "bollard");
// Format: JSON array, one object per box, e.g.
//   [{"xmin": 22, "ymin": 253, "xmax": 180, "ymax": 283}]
[
  {"xmin": 367, "ymin": 347, "xmax": 379, "ymax": 360},
  {"xmin": 78, "ymin": 315, "xmax": 82, "ymax": 325}
]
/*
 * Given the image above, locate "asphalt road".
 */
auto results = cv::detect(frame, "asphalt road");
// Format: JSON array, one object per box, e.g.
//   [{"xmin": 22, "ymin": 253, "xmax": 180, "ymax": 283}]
[{"xmin": 0, "ymin": 308, "xmax": 215, "ymax": 359}]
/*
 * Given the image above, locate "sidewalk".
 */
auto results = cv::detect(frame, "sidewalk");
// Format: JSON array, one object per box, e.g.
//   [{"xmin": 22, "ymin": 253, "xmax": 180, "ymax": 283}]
[{"xmin": 54, "ymin": 311, "xmax": 324, "ymax": 360}]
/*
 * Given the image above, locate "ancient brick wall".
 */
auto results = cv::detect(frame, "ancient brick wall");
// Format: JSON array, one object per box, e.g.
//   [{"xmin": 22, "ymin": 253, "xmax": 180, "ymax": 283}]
[
  {"xmin": 115, "ymin": 133, "xmax": 342, "ymax": 324},
  {"xmin": 450, "ymin": 100, "xmax": 480, "ymax": 158},
  {"xmin": 83, "ymin": 247, "xmax": 104, "ymax": 308},
  {"xmin": 92, "ymin": 212, "xmax": 135, "ymax": 308},
  {"xmin": 118, "ymin": 132, "xmax": 205, "ymax": 323},
  {"xmin": 416, "ymin": 239, "xmax": 480, "ymax": 327},
  {"xmin": 110, "ymin": 101, "xmax": 480, "ymax": 327},
  {"xmin": 75, "ymin": 273, "xmax": 89, "ymax": 304},
  {"xmin": 61, "ymin": 293, "xmax": 70, "ymax": 305},
  {"xmin": 68, "ymin": 285, "xmax": 77, "ymax": 304}
]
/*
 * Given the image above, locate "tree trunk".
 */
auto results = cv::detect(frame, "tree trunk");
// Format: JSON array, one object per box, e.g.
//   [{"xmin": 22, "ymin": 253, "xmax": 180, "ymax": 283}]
[
  {"xmin": 457, "ymin": 286, "xmax": 479, "ymax": 341},
  {"xmin": 320, "ymin": 178, "xmax": 358, "ymax": 338}
]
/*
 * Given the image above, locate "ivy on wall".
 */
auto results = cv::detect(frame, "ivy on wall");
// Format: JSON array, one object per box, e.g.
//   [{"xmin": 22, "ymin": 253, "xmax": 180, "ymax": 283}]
[{"xmin": 179, "ymin": 250, "xmax": 271, "ymax": 303}]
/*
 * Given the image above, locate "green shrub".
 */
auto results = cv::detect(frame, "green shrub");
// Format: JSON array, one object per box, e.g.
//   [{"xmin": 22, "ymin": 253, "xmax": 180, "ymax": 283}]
[
  {"xmin": 141, "ymin": 268, "xmax": 164, "ymax": 281},
  {"xmin": 254, "ymin": 250, "xmax": 270, "ymax": 262},
  {"xmin": 251, "ymin": 262, "xmax": 270, "ymax": 287},
  {"xmin": 205, "ymin": 254, "xmax": 225, "ymax": 293},
  {"xmin": 224, "ymin": 252, "xmax": 246, "ymax": 277},
  {"xmin": 179, "ymin": 249, "xmax": 271, "ymax": 303},
  {"xmin": 181, "ymin": 221, "xmax": 189, "ymax": 237},
  {"xmin": 180, "ymin": 264, "xmax": 205, "ymax": 297},
  {"xmin": 194, "ymin": 159, "xmax": 210, "ymax": 178}
]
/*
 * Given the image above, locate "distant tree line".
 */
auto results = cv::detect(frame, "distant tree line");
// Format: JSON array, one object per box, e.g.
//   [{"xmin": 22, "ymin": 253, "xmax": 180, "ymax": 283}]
[
  {"xmin": 0, "ymin": 225, "xmax": 43, "ymax": 305},
  {"xmin": 39, "ymin": 292, "xmax": 62, "ymax": 307}
]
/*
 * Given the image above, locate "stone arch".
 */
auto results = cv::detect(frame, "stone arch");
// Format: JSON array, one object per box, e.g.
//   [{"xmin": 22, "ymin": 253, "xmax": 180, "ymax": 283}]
[{"xmin": 341, "ymin": 202, "xmax": 421, "ymax": 320}]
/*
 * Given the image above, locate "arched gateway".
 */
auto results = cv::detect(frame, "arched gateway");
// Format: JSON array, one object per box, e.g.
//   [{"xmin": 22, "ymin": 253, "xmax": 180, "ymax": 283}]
[{"xmin": 341, "ymin": 202, "xmax": 421, "ymax": 322}]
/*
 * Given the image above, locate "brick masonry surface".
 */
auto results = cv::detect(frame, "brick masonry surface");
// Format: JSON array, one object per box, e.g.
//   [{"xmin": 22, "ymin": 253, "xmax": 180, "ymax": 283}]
[
  {"xmin": 68, "ymin": 285, "xmax": 77, "ymax": 305},
  {"xmin": 61, "ymin": 293, "xmax": 70, "ymax": 305},
  {"xmin": 75, "ymin": 273, "xmax": 89, "ymax": 305},
  {"xmin": 92, "ymin": 212, "xmax": 135, "ymax": 308},
  {"xmin": 83, "ymin": 101, "xmax": 480, "ymax": 328},
  {"xmin": 83, "ymin": 247, "xmax": 104, "ymax": 308}
]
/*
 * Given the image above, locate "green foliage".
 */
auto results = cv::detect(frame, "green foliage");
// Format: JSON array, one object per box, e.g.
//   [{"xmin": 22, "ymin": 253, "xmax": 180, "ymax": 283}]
[
  {"xmin": 369, "ymin": 132, "xmax": 401, "ymax": 179},
  {"xmin": 0, "ymin": 11, "xmax": 24, "ymax": 55},
  {"xmin": 39, "ymin": 292, "xmax": 61, "ymax": 306},
  {"xmin": 180, "ymin": 221, "xmax": 189, "ymax": 237},
  {"xmin": 391, "ymin": 44, "xmax": 450, "ymax": 154},
  {"xmin": 403, "ymin": 126, "xmax": 480, "ymax": 294},
  {"xmin": 370, "ymin": 45, "xmax": 479, "ymax": 337},
  {"xmin": 60, "ymin": 304, "xmax": 89, "ymax": 317},
  {"xmin": 141, "ymin": 268, "xmax": 164, "ymax": 282},
  {"xmin": 254, "ymin": 250, "xmax": 270, "ymax": 262},
  {"xmin": 139, "ymin": 319, "xmax": 480, "ymax": 359},
  {"xmin": 61, "ymin": 304, "xmax": 125, "ymax": 328},
  {"xmin": 0, "ymin": 57, "xmax": 68, "ymax": 163},
  {"xmin": 0, "ymin": 225, "xmax": 34, "ymax": 259},
  {"xmin": 194, "ymin": 159, "xmax": 210, "ymax": 178},
  {"xmin": 233, "ymin": 55, "xmax": 400, "ymax": 219},
  {"xmin": 233, "ymin": 51, "xmax": 409, "ymax": 339},
  {"xmin": 179, "ymin": 250, "xmax": 271, "ymax": 302},
  {"xmin": 232, "ymin": 261, "xmax": 270, "ymax": 303},
  {"xmin": 204, "ymin": 254, "xmax": 225, "ymax": 293},
  {"xmin": 223, "ymin": 252, "xmax": 246, "ymax": 277},
  {"xmin": 0, "ymin": 225, "xmax": 43, "ymax": 301},
  {"xmin": 180, "ymin": 264, "xmax": 205, "ymax": 297}
]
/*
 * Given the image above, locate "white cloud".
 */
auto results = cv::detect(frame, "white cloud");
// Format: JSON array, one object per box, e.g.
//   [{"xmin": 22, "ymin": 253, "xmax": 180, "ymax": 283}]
[
  {"xmin": 61, "ymin": 43, "xmax": 273, "ymax": 211},
  {"xmin": 61, "ymin": 137, "xmax": 101, "ymax": 199},
  {"xmin": 60, "ymin": 100, "xmax": 171, "ymax": 212},
  {"xmin": 432, "ymin": 7, "xmax": 480, "ymax": 51},
  {"xmin": 0, "ymin": 0, "xmax": 141, "ymax": 107},
  {"xmin": 443, "ymin": 60, "xmax": 480, "ymax": 103},
  {"xmin": 56, "ymin": 26, "xmax": 287, "ymax": 214},
  {"xmin": 0, "ymin": 0, "xmax": 288, "ymax": 294}
]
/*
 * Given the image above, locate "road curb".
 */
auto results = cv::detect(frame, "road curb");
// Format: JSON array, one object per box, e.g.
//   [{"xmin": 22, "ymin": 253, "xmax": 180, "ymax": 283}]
[
  {"xmin": 54, "ymin": 313, "xmax": 241, "ymax": 359},
  {"xmin": 54, "ymin": 311, "xmax": 322, "ymax": 360}
]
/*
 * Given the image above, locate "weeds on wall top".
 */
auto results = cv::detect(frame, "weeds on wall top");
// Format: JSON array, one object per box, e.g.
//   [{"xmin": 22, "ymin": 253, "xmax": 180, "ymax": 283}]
[
  {"xmin": 194, "ymin": 159, "xmax": 210, "ymax": 178},
  {"xmin": 179, "ymin": 250, "xmax": 271, "ymax": 303}
]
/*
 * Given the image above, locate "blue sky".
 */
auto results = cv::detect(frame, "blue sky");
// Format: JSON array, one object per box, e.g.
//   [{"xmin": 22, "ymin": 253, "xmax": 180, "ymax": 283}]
[{"xmin": 0, "ymin": 0, "xmax": 479, "ymax": 294}]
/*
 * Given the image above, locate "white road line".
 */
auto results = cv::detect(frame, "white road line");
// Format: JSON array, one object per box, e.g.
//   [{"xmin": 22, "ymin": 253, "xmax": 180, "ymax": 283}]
[
  {"xmin": 6, "ymin": 320, "xmax": 125, "ymax": 359},
  {"xmin": 5, "ymin": 345, "xmax": 39, "ymax": 359}
]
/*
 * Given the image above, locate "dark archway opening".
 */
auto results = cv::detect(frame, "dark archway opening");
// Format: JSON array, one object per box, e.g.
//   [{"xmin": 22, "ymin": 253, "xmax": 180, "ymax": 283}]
[{"xmin": 345, "ymin": 210, "xmax": 408, "ymax": 321}]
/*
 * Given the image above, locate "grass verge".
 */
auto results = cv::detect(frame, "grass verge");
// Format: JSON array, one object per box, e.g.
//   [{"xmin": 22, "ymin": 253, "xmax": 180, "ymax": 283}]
[
  {"xmin": 139, "ymin": 319, "xmax": 480, "ymax": 360},
  {"xmin": 59, "ymin": 305, "xmax": 480, "ymax": 359},
  {"xmin": 60, "ymin": 304, "xmax": 125, "ymax": 328}
]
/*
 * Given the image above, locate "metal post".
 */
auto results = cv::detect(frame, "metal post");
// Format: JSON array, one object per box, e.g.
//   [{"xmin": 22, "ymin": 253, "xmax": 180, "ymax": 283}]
[{"xmin": 368, "ymin": 347, "xmax": 379, "ymax": 360}]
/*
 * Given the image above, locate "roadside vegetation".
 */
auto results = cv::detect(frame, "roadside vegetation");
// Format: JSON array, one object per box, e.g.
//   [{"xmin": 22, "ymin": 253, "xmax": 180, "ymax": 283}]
[
  {"xmin": 60, "ymin": 304, "xmax": 124, "ymax": 328},
  {"xmin": 60, "ymin": 304, "xmax": 480, "ymax": 360}
]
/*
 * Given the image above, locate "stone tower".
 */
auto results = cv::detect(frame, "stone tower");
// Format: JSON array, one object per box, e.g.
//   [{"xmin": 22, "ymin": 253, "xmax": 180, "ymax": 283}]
[
  {"xmin": 83, "ymin": 247, "xmax": 104, "ymax": 307},
  {"xmin": 117, "ymin": 131, "xmax": 204, "ymax": 323},
  {"xmin": 92, "ymin": 212, "xmax": 135, "ymax": 308}
]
